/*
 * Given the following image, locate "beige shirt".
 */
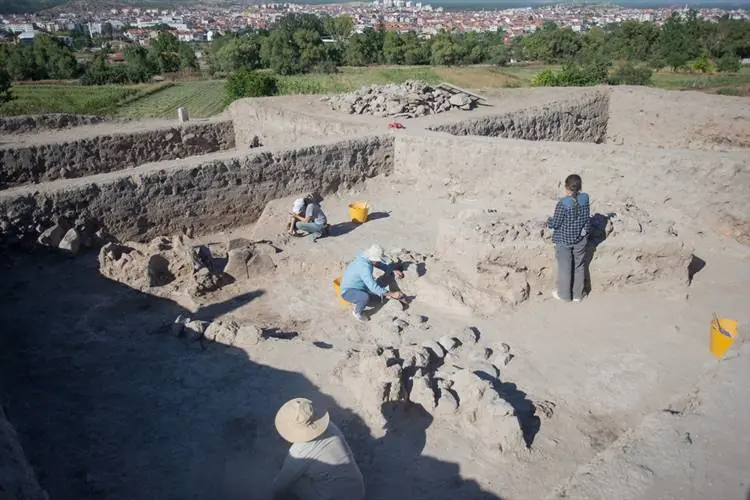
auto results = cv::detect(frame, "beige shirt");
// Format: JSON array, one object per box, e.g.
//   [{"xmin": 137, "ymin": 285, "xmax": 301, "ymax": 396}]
[{"xmin": 272, "ymin": 423, "xmax": 365, "ymax": 500}]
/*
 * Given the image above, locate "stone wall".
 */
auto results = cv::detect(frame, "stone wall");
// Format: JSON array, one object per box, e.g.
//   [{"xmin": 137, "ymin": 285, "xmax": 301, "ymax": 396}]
[
  {"xmin": 0, "ymin": 406, "xmax": 48, "ymax": 500},
  {"xmin": 0, "ymin": 121, "xmax": 237, "ymax": 189},
  {"xmin": 0, "ymin": 114, "xmax": 116, "ymax": 135},
  {"xmin": 429, "ymin": 92, "xmax": 609, "ymax": 144},
  {"xmin": 0, "ymin": 135, "xmax": 393, "ymax": 246},
  {"xmin": 228, "ymin": 98, "xmax": 373, "ymax": 149}
]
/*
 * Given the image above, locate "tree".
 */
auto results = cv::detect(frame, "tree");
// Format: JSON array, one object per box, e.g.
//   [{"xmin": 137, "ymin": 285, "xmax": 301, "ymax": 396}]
[
  {"xmin": 383, "ymin": 31, "xmax": 405, "ymax": 64},
  {"xmin": 716, "ymin": 53, "xmax": 741, "ymax": 72},
  {"xmin": 487, "ymin": 43, "xmax": 509, "ymax": 66},
  {"xmin": 0, "ymin": 68, "xmax": 11, "ymax": 104},
  {"xmin": 656, "ymin": 12, "xmax": 701, "ymax": 71},
  {"xmin": 210, "ymin": 34, "xmax": 264, "ymax": 73},
  {"xmin": 178, "ymin": 43, "xmax": 198, "ymax": 70},
  {"xmin": 325, "ymin": 15, "xmax": 354, "ymax": 42},
  {"xmin": 261, "ymin": 14, "xmax": 332, "ymax": 74},
  {"xmin": 430, "ymin": 31, "xmax": 458, "ymax": 65}
]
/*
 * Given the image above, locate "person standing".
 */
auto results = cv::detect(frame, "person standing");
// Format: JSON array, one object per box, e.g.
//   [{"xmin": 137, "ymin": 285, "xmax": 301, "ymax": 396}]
[
  {"xmin": 271, "ymin": 398, "xmax": 365, "ymax": 500},
  {"xmin": 340, "ymin": 244, "xmax": 404, "ymax": 322},
  {"xmin": 547, "ymin": 174, "xmax": 590, "ymax": 302}
]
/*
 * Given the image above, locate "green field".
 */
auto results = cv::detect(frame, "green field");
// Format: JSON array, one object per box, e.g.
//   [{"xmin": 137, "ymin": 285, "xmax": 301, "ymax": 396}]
[
  {"xmin": 116, "ymin": 80, "xmax": 228, "ymax": 119},
  {"xmin": 2, "ymin": 64, "xmax": 748, "ymax": 119},
  {"xmin": 0, "ymin": 83, "xmax": 170, "ymax": 117}
]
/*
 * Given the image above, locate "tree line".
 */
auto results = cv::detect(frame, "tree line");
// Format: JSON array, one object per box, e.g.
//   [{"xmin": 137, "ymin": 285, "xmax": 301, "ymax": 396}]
[
  {"xmin": 1, "ymin": 9, "xmax": 749, "ymax": 98},
  {"xmin": 209, "ymin": 11, "xmax": 749, "ymax": 77},
  {"xmin": 0, "ymin": 28, "xmax": 197, "ymax": 87}
]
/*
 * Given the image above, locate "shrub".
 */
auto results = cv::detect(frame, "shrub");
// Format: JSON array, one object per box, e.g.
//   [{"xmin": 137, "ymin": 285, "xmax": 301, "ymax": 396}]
[
  {"xmin": 532, "ymin": 61, "xmax": 609, "ymax": 87},
  {"xmin": 225, "ymin": 69, "xmax": 278, "ymax": 101},
  {"xmin": 0, "ymin": 68, "xmax": 11, "ymax": 104},
  {"xmin": 690, "ymin": 50, "xmax": 715, "ymax": 74},
  {"xmin": 716, "ymin": 54, "xmax": 741, "ymax": 73},
  {"xmin": 715, "ymin": 87, "xmax": 742, "ymax": 96},
  {"xmin": 608, "ymin": 62, "xmax": 653, "ymax": 85},
  {"xmin": 532, "ymin": 68, "xmax": 561, "ymax": 86}
]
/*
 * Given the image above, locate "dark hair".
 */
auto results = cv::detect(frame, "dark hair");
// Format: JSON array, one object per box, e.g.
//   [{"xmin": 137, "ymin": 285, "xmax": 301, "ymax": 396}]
[{"xmin": 565, "ymin": 174, "xmax": 582, "ymax": 198}]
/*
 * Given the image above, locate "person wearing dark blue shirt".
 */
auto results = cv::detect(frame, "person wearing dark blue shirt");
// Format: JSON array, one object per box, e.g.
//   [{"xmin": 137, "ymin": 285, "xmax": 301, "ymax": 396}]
[{"xmin": 547, "ymin": 174, "xmax": 590, "ymax": 302}]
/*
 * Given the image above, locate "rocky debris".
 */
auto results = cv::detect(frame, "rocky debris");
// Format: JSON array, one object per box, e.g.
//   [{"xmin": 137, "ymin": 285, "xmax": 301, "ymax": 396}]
[
  {"xmin": 324, "ymin": 81, "xmax": 480, "ymax": 118},
  {"xmin": 450, "ymin": 370, "xmax": 526, "ymax": 454},
  {"xmin": 224, "ymin": 242, "xmax": 279, "ymax": 282},
  {"xmin": 99, "ymin": 235, "xmax": 226, "ymax": 296},
  {"xmin": 422, "ymin": 340, "xmax": 445, "ymax": 360},
  {"xmin": 184, "ymin": 320, "xmax": 210, "ymax": 341},
  {"xmin": 37, "ymin": 223, "xmax": 66, "ymax": 247},
  {"xmin": 434, "ymin": 205, "xmax": 693, "ymax": 314},
  {"xmin": 492, "ymin": 343, "xmax": 513, "ymax": 369},
  {"xmin": 170, "ymin": 315, "xmax": 263, "ymax": 349},
  {"xmin": 334, "ymin": 348, "xmax": 405, "ymax": 423},
  {"xmin": 458, "ymin": 327, "xmax": 479, "ymax": 345},
  {"xmin": 437, "ymin": 336, "xmax": 461, "ymax": 353},
  {"xmin": 335, "ymin": 328, "xmax": 528, "ymax": 455}
]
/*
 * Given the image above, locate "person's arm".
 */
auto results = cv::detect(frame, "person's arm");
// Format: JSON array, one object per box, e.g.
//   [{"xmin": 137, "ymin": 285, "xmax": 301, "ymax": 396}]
[
  {"xmin": 361, "ymin": 267, "xmax": 389, "ymax": 297},
  {"xmin": 547, "ymin": 200, "xmax": 565, "ymax": 230},
  {"xmin": 373, "ymin": 260, "xmax": 392, "ymax": 273},
  {"xmin": 271, "ymin": 450, "xmax": 310, "ymax": 499}
]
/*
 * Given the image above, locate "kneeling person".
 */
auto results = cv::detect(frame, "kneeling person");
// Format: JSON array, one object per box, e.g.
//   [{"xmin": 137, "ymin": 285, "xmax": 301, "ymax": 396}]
[
  {"xmin": 289, "ymin": 194, "xmax": 329, "ymax": 242},
  {"xmin": 340, "ymin": 244, "xmax": 404, "ymax": 322}
]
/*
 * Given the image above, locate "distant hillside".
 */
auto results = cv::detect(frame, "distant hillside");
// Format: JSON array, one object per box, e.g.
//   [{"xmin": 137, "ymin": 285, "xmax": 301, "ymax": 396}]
[{"xmin": 0, "ymin": 0, "xmax": 70, "ymax": 14}]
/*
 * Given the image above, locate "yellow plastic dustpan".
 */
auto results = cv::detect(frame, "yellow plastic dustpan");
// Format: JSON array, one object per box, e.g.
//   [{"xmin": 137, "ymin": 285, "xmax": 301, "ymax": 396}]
[{"xmin": 709, "ymin": 314, "xmax": 738, "ymax": 359}]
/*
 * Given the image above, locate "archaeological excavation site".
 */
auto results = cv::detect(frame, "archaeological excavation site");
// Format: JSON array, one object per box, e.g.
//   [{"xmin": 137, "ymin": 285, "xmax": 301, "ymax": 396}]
[{"xmin": 1, "ymin": 83, "xmax": 749, "ymax": 500}]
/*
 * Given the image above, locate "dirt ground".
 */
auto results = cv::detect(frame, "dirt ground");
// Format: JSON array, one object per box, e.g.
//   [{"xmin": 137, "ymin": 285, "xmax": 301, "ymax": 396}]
[{"xmin": 1, "ymin": 86, "xmax": 749, "ymax": 500}]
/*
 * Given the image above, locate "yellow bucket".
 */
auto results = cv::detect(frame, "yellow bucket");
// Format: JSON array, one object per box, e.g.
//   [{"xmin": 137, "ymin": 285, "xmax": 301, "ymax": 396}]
[
  {"xmin": 709, "ymin": 316, "xmax": 738, "ymax": 359},
  {"xmin": 332, "ymin": 278, "xmax": 349, "ymax": 306},
  {"xmin": 348, "ymin": 201, "xmax": 369, "ymax": 224}
]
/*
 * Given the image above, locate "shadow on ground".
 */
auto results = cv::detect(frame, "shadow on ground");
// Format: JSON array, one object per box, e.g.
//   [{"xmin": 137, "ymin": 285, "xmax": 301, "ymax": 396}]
[
  {"xmin": 328, "ymin": 211, "xmax": 391, "ymax": 238},
  {"xmin": 0, "ymin": 249, "xmax": 504, "ymax": 500}
]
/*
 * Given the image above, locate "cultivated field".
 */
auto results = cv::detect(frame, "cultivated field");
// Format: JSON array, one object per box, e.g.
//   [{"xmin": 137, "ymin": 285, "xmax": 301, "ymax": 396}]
[{"xmin": 1, "ymin": 64, "xmax": 748, "ymax": 119}]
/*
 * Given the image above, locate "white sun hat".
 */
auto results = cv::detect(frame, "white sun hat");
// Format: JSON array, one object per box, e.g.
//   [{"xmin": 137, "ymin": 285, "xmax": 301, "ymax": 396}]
[
  {"xmin": 364, "ymin": 244, "xmax": 385, "ymax": 262},
  {"xmin": 292, "ymin": 198, "xmax": 305, "ymax": 214},
  {"xmin": 274, "ymin": 398, "xmax": 330, "ymax": 444}
]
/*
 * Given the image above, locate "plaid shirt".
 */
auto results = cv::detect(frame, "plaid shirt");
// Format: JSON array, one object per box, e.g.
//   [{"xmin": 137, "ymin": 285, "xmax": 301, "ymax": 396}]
[{"xmin": 547, "ymin": 193, "xmax": 590, "ymax": 245}]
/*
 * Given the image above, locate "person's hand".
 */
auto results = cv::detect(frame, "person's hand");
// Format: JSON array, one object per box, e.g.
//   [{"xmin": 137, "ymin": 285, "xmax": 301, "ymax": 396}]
[
  {"xmin": 394, "ymin": 269, "xmax": 404, "ymax": 279},
  {"xmin": 387, "ymin": 291, "xmax": 405, "ymax": 300}
]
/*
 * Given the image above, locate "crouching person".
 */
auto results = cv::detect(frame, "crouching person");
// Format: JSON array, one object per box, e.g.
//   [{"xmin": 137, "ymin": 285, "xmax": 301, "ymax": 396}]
[
  {"xmin": 340, "ymin": 244, "xmax": 404, "ymax": 322},
  {"xmin": 288, "ymin": 194, "xmax": 329, "ymax": 243},
  {"xmin": 271, "ymin": 398, "xmax": 365, "ymax": 500}
]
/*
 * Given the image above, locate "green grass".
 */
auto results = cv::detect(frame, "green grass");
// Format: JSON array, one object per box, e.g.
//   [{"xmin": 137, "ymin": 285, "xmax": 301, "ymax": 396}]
[
  {"xmin": 0, "ymin": 83, "xmax": 154, "ymax": 116},
  {"xmin": 650, "ymin": 67, "xmax": 750, "ymax": 91},
  {"xmin": 116, "ymin": 80, "xmax": 228, "ymax": 119}
]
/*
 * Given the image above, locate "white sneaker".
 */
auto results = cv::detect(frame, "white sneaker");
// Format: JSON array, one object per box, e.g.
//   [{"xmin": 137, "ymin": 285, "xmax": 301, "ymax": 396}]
[
  {"xmin": 352, "ymin": 308, "xmax": 367, "ymax": 322},
  {"xmin": 573, "ymin": 298, "xmax": 582, "ymax": 302},
  {"xmin": 552, "ymin": 290, "xmax": 562, "ymax": 301}
]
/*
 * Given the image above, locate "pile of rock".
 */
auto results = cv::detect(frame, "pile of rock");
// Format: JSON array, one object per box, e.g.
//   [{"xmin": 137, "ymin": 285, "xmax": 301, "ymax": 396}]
[
  {"xmin": 323, "ymin": 80, "xmax": 480, "ymax": 118},
  {"xmin": 171, "ymin": 315, "xmax": 264, "ymax": 350},
  {"xmin": 98, "ymin": 236, "xmax": 279, "ymax": 297},
  {"xmin": 99, "ymin": 235, "xmax": 224, "ymax": 296},
  {"xmin": 34, "ymin": 217, "xmax": 111, "ymax": 255},
  {"xmin": 333, "ymin": 325, "xmax": 529, "ymax": 456}
]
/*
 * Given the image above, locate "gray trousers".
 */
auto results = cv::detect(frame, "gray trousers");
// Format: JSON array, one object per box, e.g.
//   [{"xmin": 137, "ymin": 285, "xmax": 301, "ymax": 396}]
[
  {"xmin": 555, "ymin": 238, "xmax": 587, "ymax": 301},
  {"xmin": 295, "ymin": 221, "xmax": 325, "ymax": 239}
]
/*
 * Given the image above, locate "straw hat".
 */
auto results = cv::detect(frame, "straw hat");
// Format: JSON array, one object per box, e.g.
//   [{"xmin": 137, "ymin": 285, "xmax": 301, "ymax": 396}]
[
  {"xmin": 274, "ymin": 398, "xmax": 330, "ymax": 443},
  {"xmin": 364, "ymin": 244, "xmax": 384, "ymax": 262}
]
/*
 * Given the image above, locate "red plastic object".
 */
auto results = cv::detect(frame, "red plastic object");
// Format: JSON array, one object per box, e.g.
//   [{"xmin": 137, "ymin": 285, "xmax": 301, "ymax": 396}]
[{"xmin": 388, "ymin": 122, "xmax": 405, "ymax": 129}]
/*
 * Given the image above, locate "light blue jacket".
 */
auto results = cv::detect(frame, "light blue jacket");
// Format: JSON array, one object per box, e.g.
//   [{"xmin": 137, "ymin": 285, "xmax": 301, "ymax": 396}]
[{"xmin": 341, "ymin": 253, "xmax": 392, "ymax": 297}]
